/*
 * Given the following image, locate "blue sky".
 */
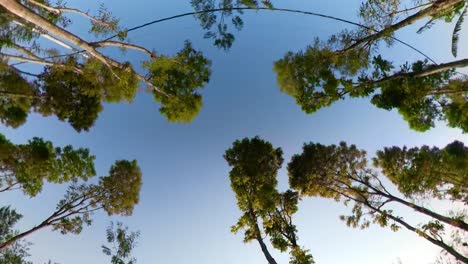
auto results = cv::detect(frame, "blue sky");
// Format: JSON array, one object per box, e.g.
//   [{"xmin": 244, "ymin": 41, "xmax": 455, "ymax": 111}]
[{"xmin": 1, "ymin": 0, "xmax": 467, "ymax": 263}]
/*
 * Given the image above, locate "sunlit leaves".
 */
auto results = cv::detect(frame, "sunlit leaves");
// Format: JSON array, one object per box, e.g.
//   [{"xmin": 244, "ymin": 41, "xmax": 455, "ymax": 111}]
[
  {"xmin": 144, "ymin": 41, "xmax": 211, "ymax": 123},
  {"xmin": 0, "ymin": 133, "xmax": 96, "ymax": 196},
  {"xmin": 100, "ymin": 160, "xmax": 142, "ymax": 216},
  {"xmin": 50, "ymin": 160, "xmax": 142, "ymax": 236},
  {"xmin": 274, "ymin": 38, "xmax": 369, "ymax": 114},
  {"xmin": 373, "ymin": 140, "xmax": 468, "ymax": 203}
]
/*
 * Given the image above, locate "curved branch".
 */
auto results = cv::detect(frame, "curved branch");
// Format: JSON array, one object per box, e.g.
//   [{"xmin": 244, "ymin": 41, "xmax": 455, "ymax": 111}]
[{"xmin": 90, "ymin": 41, "xmax": 157, "ymax": 58}]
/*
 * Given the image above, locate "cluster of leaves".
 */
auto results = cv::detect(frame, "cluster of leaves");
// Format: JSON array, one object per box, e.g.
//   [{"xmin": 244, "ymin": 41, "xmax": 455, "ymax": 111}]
[
  {"xmin": 102, "ymin": 222, "xmax": 140, "ymax": 264},
  {"xmin": 144, "ymin": 41, "xmax": 211, "ymax": 123},
  {"xmin": 191, "ymin": 0, "xmax": 273, "ymax": 50},
  {"xmin": 0, "ymin": 132, "xmax": 95, "ymax": 196},
  {"xmin": 373, "ymin": 140, "xmax": 468, "ymax": 203},
  {"xmin": 275, "ymin": 39, "xmax": 467, "ymax": 132},
  {"xmin": 274, "ymin": 0, "xmax": 468, "ymax": 133},
  {"xmin": 0, "ymin": 206, "xmax": 32, "ymax": 264},
  {"xmin": 51, "ymin": 159, "xmax": 142, "ymax": 236},
  {"xmin": 0, "ymin": 57, "xmax": 139, "ymax": 131}
]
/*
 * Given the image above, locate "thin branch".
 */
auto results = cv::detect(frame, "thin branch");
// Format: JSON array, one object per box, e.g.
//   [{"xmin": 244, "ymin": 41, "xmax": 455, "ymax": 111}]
[
  {"xmin": 0, "ymin": 182, "xmax": 20, "ymax": 192},
  {"xmin": 2, "ymin": 53, "xmax": 56, "ymax": 66},
  {"xmin": 393, "ymin": 2, "xmax": 433, "ymax": 14},
  {"xmin": 90, "ymin": 41, "xmax": 157, "ymax": 58},
  {"xmin": 2, "ymin": 53, "xmax": 83, "ymax": 74},
  {"xmin": 25, "ymin": 0, "xmax": 114, "ymax": 27},
  {"xmin": 9, "ymin": 43, "xmax": 41, "ymax": 59}
]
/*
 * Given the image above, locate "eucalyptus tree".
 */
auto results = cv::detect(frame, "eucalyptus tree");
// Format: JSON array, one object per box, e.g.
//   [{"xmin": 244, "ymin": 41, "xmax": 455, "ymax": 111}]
[
  {"xmin": 288, "ymin": 141, "xmax": 468, "ymax": 263},
  {"xmin": 0, "ymin": 159, "xmax": 142, "ymax": 250},
  {"xmin": 225, "ymin": 137, "xmax": 313, "ymax": 264},
  {"xmin": 0, "ymin": 0, "xmax": 211, "ymax": 130},
  {"xmin": 275, "ymin": 0, "xmax": 468, "ymax": 133}
]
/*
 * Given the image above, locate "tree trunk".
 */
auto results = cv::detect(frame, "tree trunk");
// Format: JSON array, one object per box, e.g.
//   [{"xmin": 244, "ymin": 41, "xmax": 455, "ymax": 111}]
[
  {"xmin": 0, "ymin": 0, "xmax": 118, "ymax": 68},
  {"xmin": 369, "ymin": 58, "xmax": 468, "ymax": 86},
  {"xmin": 249, "ymin": 209, "xmax": 278, "ymax": 264},
  {"xmin": 368, "ymin": 203, "xmax": 468, "ymax": 263},
  {"xmin": 388, "ymin": 194, "xmax": 468, "ymax": 231},
  {"xmin": 340, "ymin": 0, "xmax": 464, "ymax": 53},
  {"xmin": 0, "ymin": 223, "xmax": 48, "ymax": 250}
]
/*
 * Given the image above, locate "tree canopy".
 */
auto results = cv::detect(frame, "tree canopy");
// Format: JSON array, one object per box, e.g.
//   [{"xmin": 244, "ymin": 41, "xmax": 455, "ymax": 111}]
[
  {"xmin": 0, "ymin": 0, "xmax": 212, "ymax": 130},
  {"xmin": 0, "ymin": 132, "xmax": 95, "ymax": 196},
  {"xmin": 288, "ymin": 141, "xmax": 468, "ymax": 263},
  {"xmin": 274, "ymin": 0, "xmax": 468, "ymax": 133}
]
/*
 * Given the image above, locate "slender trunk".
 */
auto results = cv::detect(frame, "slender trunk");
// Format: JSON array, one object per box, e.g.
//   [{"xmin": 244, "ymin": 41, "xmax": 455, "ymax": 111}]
[
  {"xmin": 340, "ymin": 0, "xmax": 464, "ymax": 53},
  {"xmin": 356, "ymin": 177, "xmax": 468, "ymax": 231},
  {"xmin": 0, "ymin": 0, "xmax": 117, "ymax": 68},
  {"xmin": 388, "ymin": 194, "xmax": 468, "ymax": 231},
  {"xmin": 369, "ymin": 58, "xmax": 468, "ymax": 86},
  {"xmin": 249, "ymin": 209, "xmax": 278, "ymax": 264},
  {"xmin": 254, "ymin": 226, "xmax": 278, "ymax": 264},
  {"xmin": 368, "ymin": 203, "xmax": 468, "ymax": 263},
  {"xmin": 0, "ymin": 222, "xmax": 48, "ymax": 250}
]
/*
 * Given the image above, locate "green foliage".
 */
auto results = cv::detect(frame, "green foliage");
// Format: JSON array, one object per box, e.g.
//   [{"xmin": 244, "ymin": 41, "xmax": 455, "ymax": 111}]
[
  {"xmin": 0, "ymin": 206, "xmax": 32, "ymax": 264},
  {"xmin": 0, "ymin": 133, "xmax": 96, "ymax": 196},
  {"xmin": 52, "ymin": 160, "xmax": 142, "ymax": 235},
  {"xmin": 275, "ymin": 41, "xmax": 467, "ymax": 132},
  {"xmin": 287, "ymin": 139, "xmax": 468, "ymax": 261},
  {"xmin": 102, "ymin": 222, "xmax": 140, "ymax": 264},
  {"xmin": 191, "ymin": 0, "xmax": 273, "ymax": 49},
  {"xmin": 373, "ymin": 140, "xmax": 468, "ymax": 203},
  {"xmin": 225, "ymin": 137, "xmax": 313, "ymax": 262},
  {"xmin": 89, "ymin": 4, "xmax": 124, "ymax": 38},
  {"xmin": 451, "ymin": 5, "xmax": 467, "ymax": 57},
  {"xmin": 100, "ymin": 160, "xmax": 142, "ymax": 216},
  {"xmin": 144, "ymin": 41, "xmax": 211, "ymax": 123},
  {"xmin": 35, "ymin": 57, "xmax": 139, "ymax": 131},
  {"xmin": 224, "ymin": 136, "xmax": 283, "ymax": 215},
  {"xmin": 289, "ymin": 247, "xmax": 314, "ymax": 264},
  {"xmin": 288, "ymin": 142, "xmax": 367, "ymax": 199},
  {"xmin": 0, "ymin": 63, "xmax": 36, "ymax": 128},
  {"xmin": 274, "ymin": 37, "xmax": 369, "ymax": 113}
]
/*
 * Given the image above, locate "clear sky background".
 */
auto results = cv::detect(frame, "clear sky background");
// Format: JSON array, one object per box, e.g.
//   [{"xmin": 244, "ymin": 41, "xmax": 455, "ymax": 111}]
[{"xmin": 1, "ymin": 0, "xmax": 467, "ymax": 263}]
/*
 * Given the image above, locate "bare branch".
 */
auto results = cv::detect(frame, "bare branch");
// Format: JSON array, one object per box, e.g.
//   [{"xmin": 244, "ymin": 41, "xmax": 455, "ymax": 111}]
[{"xmin": 90, "ymin": 41, "xmax": 157, "ymax": 58}]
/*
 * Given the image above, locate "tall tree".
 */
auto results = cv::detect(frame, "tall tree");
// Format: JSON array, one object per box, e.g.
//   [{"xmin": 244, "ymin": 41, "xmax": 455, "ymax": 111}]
[
  {"xmin": 274, "ymin": 0, "xmax": 468, "ymax": 133},
  {"xmin": 0, "ymin": 0, "xmax": 211, "ymax": 130},
  {"xmin": 0, "ymin": 159, "xmax": 142, "ymax": 250},
  {"xmin": 225, "ymin": 137, "xmax": 313, "ymax": 264},
  {"xmin": 275, "ymin": 40, "xmax": 468, "ymax": 132},
  {"xmin": 287, "ymin": 141, "xmax": 468, "ymax": 263}
]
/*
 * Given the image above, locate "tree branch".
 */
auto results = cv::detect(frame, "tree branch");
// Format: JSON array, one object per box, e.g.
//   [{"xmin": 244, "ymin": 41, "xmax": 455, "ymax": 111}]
[
  {"xmin": 90, "ymin": 41, "xmax": 157, "ymax": 58},
  {"xmin": 25, "ymin": 0, "xmax": 114, "ymax": 27}
]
